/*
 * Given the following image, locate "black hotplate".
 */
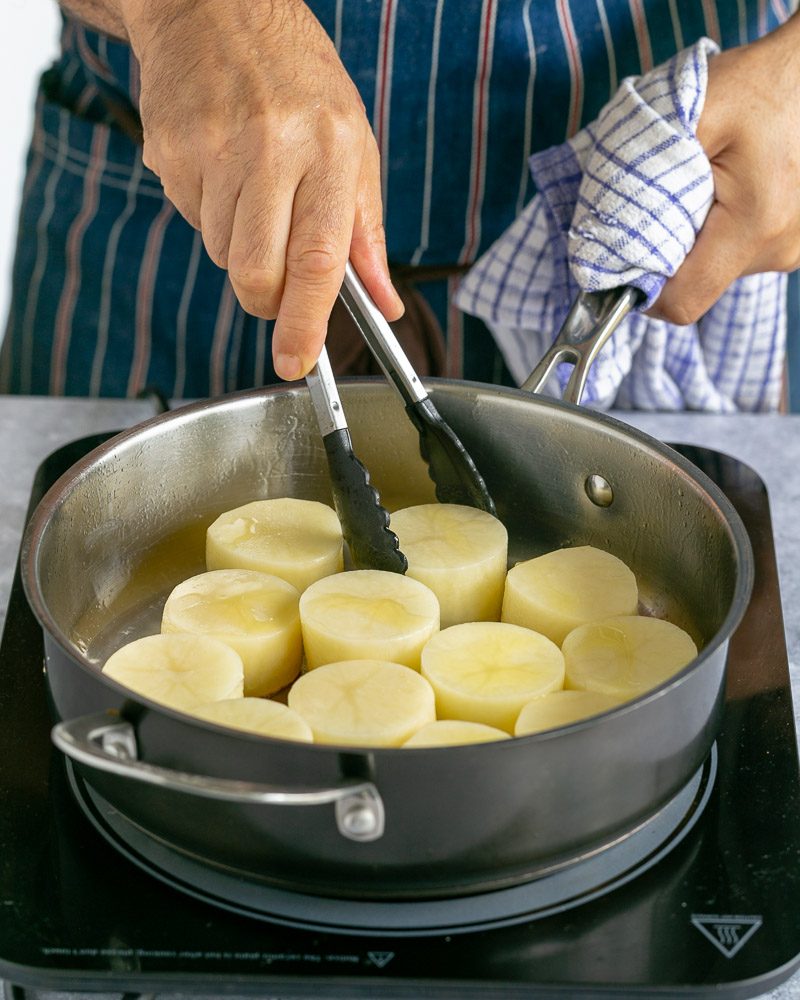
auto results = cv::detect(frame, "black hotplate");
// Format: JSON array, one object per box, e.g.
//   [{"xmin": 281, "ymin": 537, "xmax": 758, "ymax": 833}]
[{"xmin": 1, "ymin": 436, "xmax": 800, "ymax": 997}]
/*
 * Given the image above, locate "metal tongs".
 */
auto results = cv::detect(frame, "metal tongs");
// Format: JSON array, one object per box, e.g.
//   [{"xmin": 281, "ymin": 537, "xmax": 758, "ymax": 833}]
[
  {"xmin": 305, "ymin": 344, "xmax": 408, "ymax": 573},
  {"xmin": 305, "ymin": 263, "xmax": 495, "ymax": 572}
]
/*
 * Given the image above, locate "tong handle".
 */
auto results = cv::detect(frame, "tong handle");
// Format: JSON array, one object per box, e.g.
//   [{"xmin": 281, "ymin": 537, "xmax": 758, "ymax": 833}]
[
  {"xmin": 339, "ymin": 261, "xmax": 428, "ymax": 406},
  {"xmin": 305, "ymin": 344, "xmax": 347, "ymax": 436},
  {"xmin": 520, "ymin": 286, "xmax": 643, "ymax": 404}
]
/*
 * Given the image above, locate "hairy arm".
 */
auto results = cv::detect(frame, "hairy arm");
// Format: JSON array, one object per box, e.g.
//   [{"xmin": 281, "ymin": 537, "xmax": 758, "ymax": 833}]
[{"xmin": 58, "ymin": 0, "xmax": 403, "ymax": 379}]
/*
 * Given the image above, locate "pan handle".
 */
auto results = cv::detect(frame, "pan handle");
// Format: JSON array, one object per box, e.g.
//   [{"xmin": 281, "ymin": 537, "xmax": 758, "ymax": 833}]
[
  {"xmin": 520, "ymin": 286, "xmax": 644, "ymax": 404},
  {"xmin": 52, "ymin": 712, "xmax": 385, "ymax": 843}
]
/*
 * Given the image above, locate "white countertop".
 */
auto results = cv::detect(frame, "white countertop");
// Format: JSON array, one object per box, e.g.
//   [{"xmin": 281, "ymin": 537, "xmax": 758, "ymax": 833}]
[{"xmin": 0, "ymin": 395, "xmax": 798, "ymax": 999}]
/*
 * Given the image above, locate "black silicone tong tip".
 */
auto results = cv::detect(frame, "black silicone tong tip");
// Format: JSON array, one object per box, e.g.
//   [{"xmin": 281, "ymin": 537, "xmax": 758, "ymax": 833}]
[
  {"xmin": 406, "ymin": 398, "xmax": 496, "ymax": 515},
  {"xmin": 323, "ymin": 429, "xmax": 408, "ymax": 574},
  {"xmin": 339, "ymin": 262, "xmax": 496, "ymax": 517},
  {"xmin": 306, "ymin": 346, "xmax": 407, "ymax": 574}
]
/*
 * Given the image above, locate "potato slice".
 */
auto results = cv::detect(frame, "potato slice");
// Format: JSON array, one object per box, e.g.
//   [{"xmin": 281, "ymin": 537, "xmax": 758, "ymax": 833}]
[
  {"xmin": 501, "ymin": 545, "xmax": 638, "ymax": 645},
  {"xmin": 206, "ymin": 498, "xmax": 343, "ymax": 592},
  {"xmin": 287, "ymin": 659, "xmax": 436, "ymax": 747},
  {"xmin": 192, "ymin": 697, "xmax": 313, "ymax": 742},
  {"xmin": 563, "ymin": 615, "xmax": 698, "ymax": 699},
  {"xmin": 161, "ymin": 569, "xmax": 302, "ymax": 697},
  {"xmin": 389, "ymin": 503, "xmax": 508, "ymax": 628},
  {"xmin": 299, "ymin": 569, "xmax": 440, "ymax": 671},
  {"xmin": 102, "ymin": 633, "xmax": 244, "ymax": 712},
  {"xmin": 421, "ymin": 622, "xmax": 565, "ymax": 733},
  {"xmin": 403, "ymin": 720, "xmax": 510, "ymax": 747},
  {"xmin": 514, "ymin": 689, "xmax": 623, "ymax": 736}
]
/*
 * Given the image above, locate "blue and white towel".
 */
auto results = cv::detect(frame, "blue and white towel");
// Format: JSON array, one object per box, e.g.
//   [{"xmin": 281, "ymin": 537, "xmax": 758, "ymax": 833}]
[{"xmin": 454, "ymin": 39, "xmax": 786, "ymax": 412}]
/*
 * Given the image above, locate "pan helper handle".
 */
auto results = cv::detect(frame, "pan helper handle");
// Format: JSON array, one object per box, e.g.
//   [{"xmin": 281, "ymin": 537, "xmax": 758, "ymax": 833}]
[
  {"xmin": 521, "ymin": 287, "xmax": 644, "ymax": 404},
  {"xmin": 52, "ymin": 712, "xmax": 385, "ymax": 842}
]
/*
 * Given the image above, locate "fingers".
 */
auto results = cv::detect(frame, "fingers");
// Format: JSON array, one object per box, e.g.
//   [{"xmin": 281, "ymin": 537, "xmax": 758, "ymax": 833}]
[
  {"xmin": 271, "ymin": 157, "xmax": 361, "ymax": 380},
  {"xmin": 226, "ymin": 170, "xmax": 294, "ymax": 321},
  {"xmin": 144, "ymin": 140, "xmax": 203, "ymax": 230},
  {"xmin": 130, "ymin": 0, "xmax": 399, "ymax": 381},
  {"xmin": 199, "ymin": 166, "xmax": 244, "ymax": 269},
  {"xmin": 350, "ymin": 136, "xmax": 404, "ymax": 322},
  {"xmin": 649, "ymin": 200, "xmax": 751, "ymax": 325}
]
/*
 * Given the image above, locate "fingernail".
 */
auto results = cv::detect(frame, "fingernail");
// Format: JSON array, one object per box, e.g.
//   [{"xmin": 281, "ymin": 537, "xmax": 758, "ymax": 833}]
[{"xmin": 275, "ymin": 353, "xmax": 303, "ymax": 380}]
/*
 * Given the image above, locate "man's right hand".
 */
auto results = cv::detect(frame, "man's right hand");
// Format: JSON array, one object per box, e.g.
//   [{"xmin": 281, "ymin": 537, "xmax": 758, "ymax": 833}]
[{"xmin": 103, "ymin": 0, "xmax": 403, "ymax": 379}]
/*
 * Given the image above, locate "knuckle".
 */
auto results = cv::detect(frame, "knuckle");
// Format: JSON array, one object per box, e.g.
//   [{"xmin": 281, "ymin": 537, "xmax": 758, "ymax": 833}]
[
  {"xmin": 652, "ymin": 296, "xmax": 698, "ymax": 327},
  {"xmin": 239, "ymin": 296, "xmax": 280, "ymax": 321},
  {"xmin": 229, "ymin": 262, "xmax": 280, "ymax": 295},
  {"xmin": 161, "ymin": 184, "xmax": 200, "ymax": 229},
  {"xmin": 286, "ymin": 242, "xmax": 342, "ymax": 283},
  {"xmin": 771, "ymin": 246, "xmax": 800, "ymax": 273},
  {"xmin": 667, "ymin": 304, "xmax": 698, "ymax": 327},
  {"xmin": 359, "ymin": 217, "xmax": 387, "ymax": 249},
  {"xmin": 755, "ymin": 210, "xmax": 788, "ymax": 248},
  {"xmin": 141, "ymin": 144, "xmax": 159, "ymax": 176},
  {"xmin": 202, "ymin": 234, "xmax": 228, "ymax": 269},
  {"xmin": 229, "ymin": 264, "xmax": 283, "ymax": 317},
  {"xmin": 152, "ymin": 132, "xmax": 187, "ymax": 166}
]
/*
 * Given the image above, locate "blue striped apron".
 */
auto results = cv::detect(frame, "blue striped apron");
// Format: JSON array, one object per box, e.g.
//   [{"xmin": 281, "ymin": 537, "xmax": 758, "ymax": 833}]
[{"xmin": 0, "ymin": 0, "xmax": 785, "ymax": 398}]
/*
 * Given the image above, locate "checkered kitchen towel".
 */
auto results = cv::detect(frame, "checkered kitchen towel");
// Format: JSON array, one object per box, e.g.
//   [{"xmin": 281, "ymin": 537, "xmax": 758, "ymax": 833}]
[{"xmin": 454, "ymin": 39, "xmax": 786, "ymax": 412}]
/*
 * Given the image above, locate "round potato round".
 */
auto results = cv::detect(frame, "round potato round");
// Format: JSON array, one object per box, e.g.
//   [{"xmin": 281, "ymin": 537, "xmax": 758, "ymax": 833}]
[
  {"xmin": 161, "ymin": 568, "xmax": 301, "ymax": 696},
  {"xmin": 206, "ymin": 498, "xmax": 343, "ymax": 592},
  {"xmin": 287, "ymin": 659, "xmax": 436, "ymax": 747},
  {"xmin": 514, "ymin": 689, "xmax": 623, "ymax": 736},
  {"xmin": 389, "ymin": 503, "xmax": 508, "ymax": 628},
  {"xmin": 421, "ymin": 621, "xmax": 565, "ymax": 733},
  {"xmin": 299, "ymin": 569, "xmax": 440, "ymax": 670},
  {"xmin": 501, "ymin": 545, "xmax": 639, "ymax": 645},
  {"xmin": 403, "ymin": 720, "xmax": 511, "ymax": 747},
  {"xmin": 102, "ymin": 633, "xmax": 244, "ymax": 712},
  {"xmin": 563, "ymin": 615, "xmax": 698, "ymax": 699},
  {"xmin": 192, "ymin": 697, "xmax": 313, "ymax": 742}
]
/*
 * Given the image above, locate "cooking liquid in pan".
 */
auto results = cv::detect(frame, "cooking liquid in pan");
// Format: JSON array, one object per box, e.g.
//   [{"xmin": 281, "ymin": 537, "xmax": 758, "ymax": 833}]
[{"xmin": 70, "ymin": 505, "xmax": 703, "ymax": 684}]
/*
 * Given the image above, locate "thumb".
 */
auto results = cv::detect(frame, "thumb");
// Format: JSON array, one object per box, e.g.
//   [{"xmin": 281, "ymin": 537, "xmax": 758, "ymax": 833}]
[{"xmin": 649, "ymin": 200, "xmax": 751, "ymax": 326}]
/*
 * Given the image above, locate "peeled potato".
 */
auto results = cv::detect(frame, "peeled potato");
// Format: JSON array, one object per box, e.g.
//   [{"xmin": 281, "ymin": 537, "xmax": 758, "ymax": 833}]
[
  {"xmin": 192, "ymin": 697, "xmax": 313, "ymax": 742},
  {"xmin": 420, "ymin": 622, "xmax": 565, "ymax": 733},
  {"xmin": 514, "ymin": 689, "xmax": 623, "ymax": 736},
  {"xmin": 501, "ymin": 545, "xmax": 638, "ymax": 645},
  {"xmin": 389, "ymin": 503, "xmax": 508, "ymax": 628},
  {"xmin": 161, "ymin": 568, "xmax": 301, "ymax": 697},
  {"xmin": 206, "ymin": 498, "xmax": 343, "ymax": 592},
  {"xmin": 299, "ymin": 569, "xmax": 440, "ymax": 671},
  {"xmin": 563, "ymin": 615, "xmax": 698, "ymax": 699},
  {"xmin": 102, "ymin": 633, "xmax": 244, "ymax": 712},
  {"xmin": 403, "ymin": 720, "xmax": 510, "ymax": 747},
  {"xmin": 287, "ymin": 659, "xmax": 436, "ymax": 747}
]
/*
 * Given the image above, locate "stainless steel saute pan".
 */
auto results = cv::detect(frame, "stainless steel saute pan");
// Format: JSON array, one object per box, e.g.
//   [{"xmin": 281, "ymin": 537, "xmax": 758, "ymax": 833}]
[{"xmin": 21, "ymin": 289, "xmax": 753, "ymax": 900}]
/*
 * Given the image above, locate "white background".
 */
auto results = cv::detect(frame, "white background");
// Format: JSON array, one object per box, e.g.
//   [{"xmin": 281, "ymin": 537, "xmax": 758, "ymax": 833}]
[{"xmin": 1, "ymin": 0, "xmax": 60, "ymax": 340}]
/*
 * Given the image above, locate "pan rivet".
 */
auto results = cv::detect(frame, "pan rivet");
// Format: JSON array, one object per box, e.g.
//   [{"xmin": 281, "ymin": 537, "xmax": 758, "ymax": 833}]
[
  {"xmin": 341, "ymin": 803, "xmax": 378, "ymax": 837},
  {"xmin": 585, "ymin": 474, "xmax": 614, "ymax": 507}
]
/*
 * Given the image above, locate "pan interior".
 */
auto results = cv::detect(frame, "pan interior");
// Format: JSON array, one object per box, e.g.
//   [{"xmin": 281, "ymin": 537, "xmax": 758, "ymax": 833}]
[{"xmin": 30, "ymin": 383, "xmax": 742, "ymax": 669}]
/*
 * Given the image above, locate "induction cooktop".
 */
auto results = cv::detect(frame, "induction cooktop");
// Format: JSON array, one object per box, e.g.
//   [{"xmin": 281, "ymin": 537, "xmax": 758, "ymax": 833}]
[{"xmin": 1, "ymin": 435, "xmax": 799, "ymax": 998}]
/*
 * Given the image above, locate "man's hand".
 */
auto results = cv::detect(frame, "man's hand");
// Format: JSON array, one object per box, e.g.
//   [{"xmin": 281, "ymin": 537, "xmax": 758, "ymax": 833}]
[
  {"xmin": 651, "ymin": 14, "xmax": 800, "ymax": 326},
  {"xmin": 114, "ymin": 0, "xmax": 402, "ymax": 379}
]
